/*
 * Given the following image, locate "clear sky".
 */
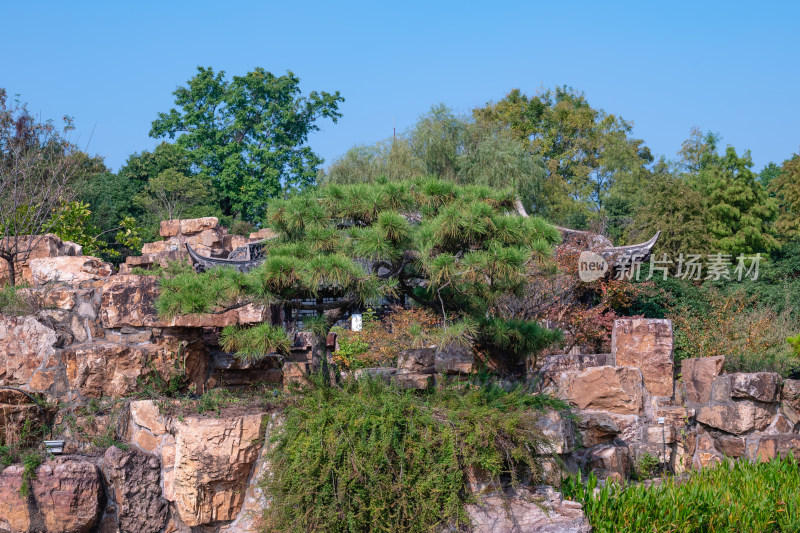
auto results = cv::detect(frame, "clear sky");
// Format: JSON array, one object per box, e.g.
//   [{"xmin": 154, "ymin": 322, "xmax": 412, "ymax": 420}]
[{"xmin": 2, "ymin": 1, "xmax": 798, "ymax": 173}]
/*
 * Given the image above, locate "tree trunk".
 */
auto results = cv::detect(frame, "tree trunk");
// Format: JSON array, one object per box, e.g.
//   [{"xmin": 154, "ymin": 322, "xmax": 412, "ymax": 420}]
[{"xmin": 311, "ymin": 329, "xmax": 331, "ymax": 384}]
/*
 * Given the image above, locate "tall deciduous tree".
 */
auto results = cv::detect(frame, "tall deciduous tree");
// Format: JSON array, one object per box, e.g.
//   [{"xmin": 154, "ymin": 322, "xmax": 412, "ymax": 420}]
[
  {"xmin": 157, "ymin": 179, "xmax": 561, "ymax": 380},
  {"xmin": 150, "ymin": 67, "xmax": 344, "ymax": 222},
  {"xmin": 771, "ymin": 154, "xmax": 800, "ymax": 241},
  {"xmin": 0, "ymin": 89, "xmax": 79, "ymax": 286},
  {"xmin": 473, "ymin": 87, "xmax": 652, "ymax": 228},
  {"xmin": 681, "ymin": 130, "xmax": 778, "ymax": 254}
]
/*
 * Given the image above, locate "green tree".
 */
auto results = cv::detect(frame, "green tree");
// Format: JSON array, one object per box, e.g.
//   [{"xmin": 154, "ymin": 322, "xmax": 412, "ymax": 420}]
[
  {"xmin": 150, "ymin": 67, "xmax": 344, "ymax": 222},
  {"xmin": 326, "ymin": 105, "xmax": 548, "ymax": 215},
  {"xmin": 134, "ymin": 169, "xmax": 212, "ymax": 223},
  {"xmin": 473, "ymin": 87, "xmax": 652, "ymax": 227},
  {"xmin": 157, "ymin": 179, "xmax": 561, "ymax": 381},
  {"xmin": 0, "ymin": 89, "xmax": 79, "ymax": 285},
  {"xmin": 771, "ymin": 154, "xmax": 800, "ymax": 241},
  {"xmin": 682, "ymin": 130, "xmax": 778, "ymax": 254}
]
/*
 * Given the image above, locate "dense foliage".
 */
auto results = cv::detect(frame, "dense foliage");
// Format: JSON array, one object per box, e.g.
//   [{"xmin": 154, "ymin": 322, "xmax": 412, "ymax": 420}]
[
  {"xmin": 151, "ymin": 67, "xmax": 343, "ymax": 221},
  {"xmin": 156, "ymin": 179, "xmax": 562, "ymax": 376},
  {"xmin": 262, "ymin": 376, "xmax": 568, "ymax": 532},
  {"xmin": 562, "ymin": 456, "xmax": 800, "ymax": 532}
]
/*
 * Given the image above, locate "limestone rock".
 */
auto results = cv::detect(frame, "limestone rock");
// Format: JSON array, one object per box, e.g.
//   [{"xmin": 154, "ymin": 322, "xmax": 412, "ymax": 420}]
[
  {"xmin": 392, "ymin": 371, "xmax": 434, "ymax": 390},
  {"xmin": 64, "ymin": 342, "xmax": 148, "ymax": 398},
  {"xmin": 729, "ymin": 372, "xmax": 781, "ymax": 403},
  {"xmin": 693, "ymin": 432, "xmax": 724, "ymax": 470},
  {"xmin": 781, "ymin": 379, "xmax": 800, "ymax": 424},
  {"xmin": 435, "ymin": 344, "xmax": 474, "ymax": 374},
  {"xmin": 1, "ymin": 459, "xmax": 106, "ymax": 533},
  {"xmin": 547, "ymin": 366, "xmax": 644, "ymax": 415},
  {"xmin": 0, "ymin": 234, "xmax": 82, "ymax": 285},
  {"xmin": 170, "ymin": 412, "xmax": 267, "ymax": 526},
  {"xmin": 397, "ymin": 347, "xmax": 436, "ymax": 373},
  {"xmin": 0, "ymin": 465, "xmax": 32, "ymax": 532},
  {"xmin": 29, "ymin": 256, "xmax": 113, "ymax": 286},
  {"xmin": 581, "ymin": 443, "xmax": 630, "ymax": 482},
  {"xmin": 0, "ymin": 315, "xmax": 57, "ymax": 386},
  {"xmin": 612, "ymin": 318, "xmax": 674, "ymax": 397},
  {"xmin": 0, "ymin": 390, "xmax": 45, "ymax": 447},
  {"xmin": 102, "ymin": 446, "xmax": 168, "ymax": 533},
  {"xmin": 100, "ymin": 275, "xmax": 267, "ymax": 329},
  {"xmin": 696, "ymin": 402, "xmax": 772, "ymax": 434},
  {"xmin": 754, "ymin": 434, "xmax": 800, "ymax": 462},
  {"xmin": 681, "ymin": 355, "xmax": 724, "ymax": 404},
  {"xmin": 160, "ymin": 217, "xmax": 219, "ymax": 237},
  {"xmin": 534, "ymin": 410, "xmax": 575, "ymax": 454},
  {"xmin": 714, "ymin": 435, "xmax": 745, "ymax": 458},
  {"xmin": 466, "ymin": 485, "xmax": 590, "ymax": 533},
  {"xmin": 538, "ymin": 353, "xmax": 610, "ymax": 388},
  {"xmin": 575, "ymin": 410, "xmax": 621, "ymax": 447},
  {"xmin": 249, "ymin": 228, "xmax": 278, "ymax": 240}
]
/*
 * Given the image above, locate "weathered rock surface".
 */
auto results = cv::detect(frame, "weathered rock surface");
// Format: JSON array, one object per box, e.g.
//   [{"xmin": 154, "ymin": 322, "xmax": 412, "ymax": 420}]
[
  {"xmin": 435, "ymin": 344, "xmax": 475, "ymax": 374},
  {"xmin": 0, "ymin": 459, "xmax": 104, "ymax": 533},
  {"xmin": 754, "ymin": 434, "xmax": 800, "ymax": 461},
  {"xmin": 169, "ymin": 412, "xmax": 267, "ymax": 526},
  {"xmin": 391, "ymin": 370, "xmax": 434, "ymax": 390},
  {"xmin": 681, "ymin": 355, "xmax": 724, "ymax": 404},
  {"xmin": 100, "ymin": 275, "xmax": 267, "ymax": 328},
  {"xmin": 0, "ymin": 315, "xmax": 58, "ymax": 386},
  {"xmin": 575, "ymin": 410, "xmax": 622, "ymax": 447},
  {"xmin": 696, "ymin": 402, "xmax": 773, "ymax": 434},
  {"xmin": 547, "ymin": 366, "xmax": 644, "ymax": 415},
  {"xmin": 0, "ymin": 390, "xmax": 45, "ymax": 446},
  {"xmin": 580, "ymin": 443, "xmax": 630, "ymax": 482},
  {"xmin": 466, "ymin": 485, "xmax": 590, "ymax": 533},
  {"xmin": 160, "ymin": 217, "xmax": 219, "ymax": 237},
  {"xmin": 535, "ymin": 410, "xmax": 575, "ymax": 454},
  {"xmin": 397, "ymin": 347, "xmax": 436, "ymax": 373},
  {"xmin": 64, "ymin": 342, "xmax": 148, "ymax": 399},
  {"xmin": 29, "ymin": 256, "xmax": 113, "ymax": 286},
  {"xmin": 102, "ymin": 446, "xmax": 168, "ymax": 533},
  {"xmin": 0, "ymin": 234, "xmax": 82, "ymax": 286},
  {"xmin": 729, "ymin": 372, "xmax": 781, "ymax": 403},
  {"xmin": 781, "ymin": 379, "xmax": 800, "ymax": 424},
  {"xmin": 612, "ymin": 318, "xmax": 674, "ymax": 397}
]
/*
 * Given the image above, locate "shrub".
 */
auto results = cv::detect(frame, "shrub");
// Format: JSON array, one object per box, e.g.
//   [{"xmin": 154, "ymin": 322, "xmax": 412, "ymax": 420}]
[
  {"xmin": 0, "ymin": 284, "xmax": 38, "ymax": 316},
  {"xmin": 562, "ymin": 456, "xmax": 800, "ymax": 532},
  {"xmin": 261, "ymin": 377, "xmax": 569, "ymax": 532}
]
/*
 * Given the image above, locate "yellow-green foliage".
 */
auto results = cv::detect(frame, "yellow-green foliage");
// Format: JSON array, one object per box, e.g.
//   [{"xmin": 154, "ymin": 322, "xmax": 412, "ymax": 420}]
[
  {"xmin": 261, "ymin": 377, "xmax": 569, "ymax": 532},
  {"xmin": 563, "ymin": 456, "xmax": 800, "ymax": 532}
]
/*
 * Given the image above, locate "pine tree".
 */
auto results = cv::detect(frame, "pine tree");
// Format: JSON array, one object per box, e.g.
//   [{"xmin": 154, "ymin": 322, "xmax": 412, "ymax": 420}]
[{"xmin": 156, "ymin": 179, "xmax": 561, "ymax": 381}]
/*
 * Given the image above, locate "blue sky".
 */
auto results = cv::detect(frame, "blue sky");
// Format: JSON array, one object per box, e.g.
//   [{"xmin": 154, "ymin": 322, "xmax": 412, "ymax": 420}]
[{"xmin": 2, "ymin": 1, "xmax": 798, "ymax": 173}]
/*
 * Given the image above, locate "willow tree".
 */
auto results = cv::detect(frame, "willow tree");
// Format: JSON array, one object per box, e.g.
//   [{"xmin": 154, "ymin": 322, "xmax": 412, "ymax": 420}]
[{"xmin": 157, "ymin": 179, "xmax": 561, "ymax": 380}]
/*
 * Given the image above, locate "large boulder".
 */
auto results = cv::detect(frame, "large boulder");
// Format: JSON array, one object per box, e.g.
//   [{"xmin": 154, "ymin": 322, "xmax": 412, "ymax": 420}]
[
  {"xmin": 435, "ymin": 344, "xmax": 474, "ymax": 374},
  {"xmin": 0, "ymin": 315, "xmax": 57, "ymax": 387},
  {"xmin": 580, "ymin": 443, "xmax": 630, "ymax": 482},
  {"xmin": 729, "ymin": 372, "xmax": 781, "ymax": 403},
  {"xmin": 160, "ymin": 217, "xmax": 219, "ymax": 237},
  {"xmin": 169, "ymin": 412, "xmax": 267, "ymax": 526},
  {"xmin": 547, "ymin": 366, "xmax": 644, "ymax": 415},
  {"xmin": 754, "ymin": 434, "xmax": 800, "ymax": 462},
  {"xmin": 611, "ymin": 318, "xmax": 674, "ymax": 397},
  {"xmin": 397, "ymin": 347, "xmax": 436, "ymax": 373},
  {"xmin": 781, "ymin": 379, "xmax": 800, "ymax": 424},
  {"xmin": 0, "ymin": 459, "xmax": 104, "ymax": 533},
  {"xmin": 575, "ymin": 410, "xmax": 622, "ymax": 448},
  {"xmin": 0, "ymin": 390, "xmax": 45, "ymax": 447},
  {"xmin": 0, "ymin": 234, "xmax": 82, "ymax": 286},
  {"xmin": 29, "ymin": 256, "xmax": 113, "ymax": 286},
  {"xmin": 102, "ymin": 446, "xmax": 168, "ymax": 533},
  {"xmin": 100, "ymin": 275, "xmax": 268, "ymax": 328},
  {"xmin": 466, "ymin": 485, "xmax": 590, "ymax": 533},
  {"xmin": 64, "ymin": 342, "xmax": 149, "ymax": 399},
  {"xmin": 681, "ymin": 356, "xmax": 725, "ymax": 404},
  {"xmin": 696, "ymin": 402, "xmax": 773, "ymax": 435},
  {"xmin": 534, "ymin": 410, "xmax": 575, "ymax": 454}
]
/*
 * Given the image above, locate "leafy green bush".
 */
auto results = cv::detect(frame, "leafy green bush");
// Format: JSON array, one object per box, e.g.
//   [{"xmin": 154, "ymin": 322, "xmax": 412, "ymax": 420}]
[
  {"xmin": 262, "ymin": 377, "xmax": 569, "ymax": 532},
  {"xmin": 563, "ymin": 456, "xmax": 800, "ymax": 532}
]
